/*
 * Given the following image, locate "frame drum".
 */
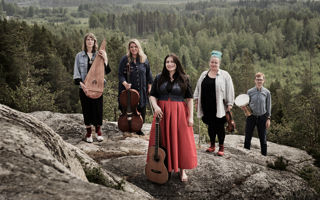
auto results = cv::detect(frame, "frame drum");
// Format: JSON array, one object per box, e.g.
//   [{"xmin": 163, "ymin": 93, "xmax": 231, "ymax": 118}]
[{"xmin": 235, "ymin": 94, "xmax": 252, "ymax": 116}]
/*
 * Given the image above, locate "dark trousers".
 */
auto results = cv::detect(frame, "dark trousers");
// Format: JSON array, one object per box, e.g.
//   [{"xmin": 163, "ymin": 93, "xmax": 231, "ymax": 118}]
[
  {"xmin": 208, "ymin": 122, "xmax": 225, "ymax": 145},
  {"xmin": 79, "ymin": 88, "xmax": 103, "ymax": 126},
  {"xmin": 244, "ymin": 115, "xmax": 267, "ymax": 156}
]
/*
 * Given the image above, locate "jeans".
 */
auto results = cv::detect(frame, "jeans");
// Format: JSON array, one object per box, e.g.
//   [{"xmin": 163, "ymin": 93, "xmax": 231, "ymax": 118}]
[{"xmin": 244, "ymin": 114, "xmax": 267, "ymax": 156}]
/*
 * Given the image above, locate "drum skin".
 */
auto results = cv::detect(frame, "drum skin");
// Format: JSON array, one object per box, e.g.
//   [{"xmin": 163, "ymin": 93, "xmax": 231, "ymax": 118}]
[{"xmin": 235, "ymin": 94, "xmax": 252, "ymax": 116}]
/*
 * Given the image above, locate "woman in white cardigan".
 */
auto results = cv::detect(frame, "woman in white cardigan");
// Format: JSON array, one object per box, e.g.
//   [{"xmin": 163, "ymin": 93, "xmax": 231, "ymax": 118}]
[{"xmin": 194, "ymin": 51, "xmax": 234, "ymax": 156}]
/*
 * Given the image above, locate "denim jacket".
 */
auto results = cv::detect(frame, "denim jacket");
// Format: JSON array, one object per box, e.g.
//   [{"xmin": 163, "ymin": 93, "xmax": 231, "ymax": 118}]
[{"xmin": 73, "ymin": 51, "xmax": 107, "ymax": 88}]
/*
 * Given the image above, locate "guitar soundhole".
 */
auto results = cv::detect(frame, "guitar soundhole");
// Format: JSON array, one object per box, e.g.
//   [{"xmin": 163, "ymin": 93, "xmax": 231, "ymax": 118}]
[
  {"xmin": 151, "ymin": 169, "xmax": 162, "ymax": 174},
  {"xmin": 153, "ymin": 155, "xmax": 160, "ymax": 162},
  {"xmin": 92, "ymin": 80, "xmax": 97, "ymax": 85}
]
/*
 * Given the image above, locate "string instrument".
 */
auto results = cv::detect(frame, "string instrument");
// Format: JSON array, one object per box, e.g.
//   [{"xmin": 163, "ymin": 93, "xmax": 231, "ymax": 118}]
[
  {"xmin": 225, "ymin": 110, "xmax": 236, "ymax": 133},
  {"xmin": 118, "ymin": 63, "xmax": 143, "ymax": 132},
  {"xmin": 145, "ymin": 117, "xmax": 170, "ymax": 184},
  {"xmin": 223, "ymin": 99, "xmax": 236, "ymax": 133},
  {"xmin": 80, "ymin": 39, "xmax": 106, "ymax": 99}
]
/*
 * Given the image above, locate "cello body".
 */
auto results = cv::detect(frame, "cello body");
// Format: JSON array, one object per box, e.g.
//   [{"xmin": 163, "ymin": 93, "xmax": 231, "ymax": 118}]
[
  {"xmin": 118, "ymin": 63, "xmax": 143, "ymax": 132},
  {"xmin": 81, "ymin": 39, "xmax": 106, "ymax": 99}
]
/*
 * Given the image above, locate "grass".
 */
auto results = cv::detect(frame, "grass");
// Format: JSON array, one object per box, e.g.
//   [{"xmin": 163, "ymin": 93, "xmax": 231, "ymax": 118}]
[
  {"xmin": 267, "ymin": 156, "xmax": 288, "ymax": 171},
  {"xmin": 298, "ymin": 166, "xmax": 320, "ymax": 194},
  {"xmin": 75, "ymin": 154, "xmax": 126, "ymax": 191}
]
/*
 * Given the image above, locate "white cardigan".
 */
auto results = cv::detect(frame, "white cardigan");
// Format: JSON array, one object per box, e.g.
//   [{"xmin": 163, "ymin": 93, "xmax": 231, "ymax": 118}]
[{"xmin": 193, "ymin": 69, "xmax": 234, "ymax": 118}]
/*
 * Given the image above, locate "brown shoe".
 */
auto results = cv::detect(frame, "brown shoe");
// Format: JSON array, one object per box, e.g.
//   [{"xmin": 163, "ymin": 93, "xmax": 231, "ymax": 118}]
[
  {"xmin": 217, "ymin": 144, "xmax": 224, "ymax": 156},
  {"xmin": 206, "ymin": 143, "xmax": 215, "ymax": 152}
]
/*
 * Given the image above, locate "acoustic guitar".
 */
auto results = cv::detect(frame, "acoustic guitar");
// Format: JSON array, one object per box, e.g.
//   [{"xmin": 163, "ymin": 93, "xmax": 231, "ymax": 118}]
[{"xmin": 145, "ymin": 117, "xmax": 170, "ymax": 184}]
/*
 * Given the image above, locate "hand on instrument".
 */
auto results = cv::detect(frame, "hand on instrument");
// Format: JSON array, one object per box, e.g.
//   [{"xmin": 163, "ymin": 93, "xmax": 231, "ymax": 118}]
[
  {"xmin": 99, "ymin": 50, "xmax": 108, "ymax": 63},
  {"xmin": 188, "ymin": 117, "xmax": 193, "ymax": 127},
  {"xmin": 226, "ymin": 105, "xmax": 232, "ymax": 112},
  {"xmin": 154, "ymin": 106, "xmax": 163, "ymax": 119},
  {"xmin": 240, "ymin": 106, "xmax": 246, "ymax": 111},
  {"xmin": 123, "ymin": 82, "xmax": 132, "ymax": 90},
  {"xmin": 80, "ymin": 82, "xmax": 88, "ymax": 93}
]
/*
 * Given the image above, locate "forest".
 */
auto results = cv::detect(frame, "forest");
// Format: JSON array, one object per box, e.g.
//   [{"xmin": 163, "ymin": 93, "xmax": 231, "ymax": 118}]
[{"xmin": 0, "ymin": 0, "xmax": 320, "ymax": 191}]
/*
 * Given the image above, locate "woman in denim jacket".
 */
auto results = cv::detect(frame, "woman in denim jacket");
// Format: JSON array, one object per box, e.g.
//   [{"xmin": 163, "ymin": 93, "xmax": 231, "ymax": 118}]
[
  {"xmin": 73, "ymin": 33, "xmax": 111, "ymax": 143},
  {"xmin": 147, "ymin": 54, "xmax": 197, "ymax": 182},
  {"xmin": 194, "ymin": 51, "xmax": 234, "ymax": 156}
]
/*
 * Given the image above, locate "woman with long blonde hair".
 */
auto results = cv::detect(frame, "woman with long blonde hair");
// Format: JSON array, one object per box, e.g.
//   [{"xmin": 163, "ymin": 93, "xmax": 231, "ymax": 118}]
[{"xmin": 118, "ymin": 39, "xmax": 153, "ymax": 135}]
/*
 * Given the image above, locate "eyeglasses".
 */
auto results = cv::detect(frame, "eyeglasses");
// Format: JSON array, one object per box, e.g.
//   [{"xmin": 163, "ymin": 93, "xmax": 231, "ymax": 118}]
[{"xmin": 255, "ymin": 79, "xmax": 263, "ymax": 82}]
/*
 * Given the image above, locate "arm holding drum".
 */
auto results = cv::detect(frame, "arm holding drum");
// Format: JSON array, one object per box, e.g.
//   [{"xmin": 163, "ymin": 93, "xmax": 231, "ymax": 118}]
[{"xmin": 234, "ymin": 94, "xmax": 252, "ymax": 117}]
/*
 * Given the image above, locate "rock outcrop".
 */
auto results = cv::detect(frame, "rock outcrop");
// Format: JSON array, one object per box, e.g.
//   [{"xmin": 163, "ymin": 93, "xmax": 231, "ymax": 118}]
[
  {"xmin": 1, "ymin": 104, "xmax": 319, "ymax": 199},
  {"xmin": 0, "ymin": 104, "xmax": 151, "ymax": 200}
]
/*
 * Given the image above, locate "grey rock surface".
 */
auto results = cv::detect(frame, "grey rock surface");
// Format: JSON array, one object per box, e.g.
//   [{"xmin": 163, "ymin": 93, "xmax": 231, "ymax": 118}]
[
  {"xmin": 0, "ymin": 104, "xmax": 151, "ymax": 200},
  {"xmin": 13, "ymin": 108, "xmax": 320, "ymax": 199}
]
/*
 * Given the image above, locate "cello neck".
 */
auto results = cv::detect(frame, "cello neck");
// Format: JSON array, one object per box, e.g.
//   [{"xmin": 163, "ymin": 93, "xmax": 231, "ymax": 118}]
[{"xmin": 126, "ymin": 63, "xmax": 131, "ymax": 113}]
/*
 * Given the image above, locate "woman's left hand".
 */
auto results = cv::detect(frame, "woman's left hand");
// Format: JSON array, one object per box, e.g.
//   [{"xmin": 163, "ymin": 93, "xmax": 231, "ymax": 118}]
[
  {"xmin": 226, "ymin": 105, "xmax": 232, "ymax": 112},
  {"xmin": 99, "ymin": 50, "xmax": 108, "ymax": 63},
  {"xmin": 188, "ymin": 117, "xmax": 193, "ymax": 127}
]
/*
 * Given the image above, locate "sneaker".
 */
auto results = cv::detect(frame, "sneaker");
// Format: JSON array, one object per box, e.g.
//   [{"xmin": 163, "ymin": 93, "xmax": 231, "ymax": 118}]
[
  {"xmin": 86, "ymin": 134, "xmax": 93, "ymax": 143},
  {"xmin": 217, "ymin": 144, "xmax": 224, "ymax": 156},
  {"xmin": 206, "ymin": 143, "xmax": 215, "ymax": 152},
  {"xmin": 136, "ymin": 130, "xmax": 145, "ymax": 136},
  {"xmin": 96, "ymin": 132, "xmax": 104, "ymax": 142}
]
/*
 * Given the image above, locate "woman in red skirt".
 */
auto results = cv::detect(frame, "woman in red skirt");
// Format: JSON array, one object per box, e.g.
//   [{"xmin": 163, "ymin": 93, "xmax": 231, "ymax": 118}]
[{"xmin": 148, "ymin": 53, "xmax": 197, "ymax": 182}]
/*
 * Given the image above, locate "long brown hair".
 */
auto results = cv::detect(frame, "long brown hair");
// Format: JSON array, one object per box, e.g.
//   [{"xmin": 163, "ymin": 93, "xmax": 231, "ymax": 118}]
[
  {"xmin": 157, "ymin": 54, "xmax": 188, "ymax": 94},
  {"xmin": 82, "ymin": 33, "xmax": 98, "ymax": 53}
]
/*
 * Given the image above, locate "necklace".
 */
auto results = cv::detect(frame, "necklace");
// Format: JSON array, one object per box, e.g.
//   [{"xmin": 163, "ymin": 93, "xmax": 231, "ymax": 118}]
[
  {"xmin": 87, "ymin": 52, "xmax": 93, "ymax": 64},
  {"xmin": 170, "ymin": 76, "xmax": 174, "ymax": 82}
]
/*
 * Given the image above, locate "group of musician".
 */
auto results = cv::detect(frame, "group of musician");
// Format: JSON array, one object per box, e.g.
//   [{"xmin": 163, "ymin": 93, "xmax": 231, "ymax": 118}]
[{"xmin": 73, "ymin": 33, "xmax": 271, "ymax": 183}]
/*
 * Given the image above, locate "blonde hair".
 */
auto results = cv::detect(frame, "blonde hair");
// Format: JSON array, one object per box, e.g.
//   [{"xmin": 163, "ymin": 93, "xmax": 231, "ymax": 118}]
[
  {"xmin": 255, "ymin": 72, "xmax": 265, "ymax": 79},
  {"xmin": 126, "ymin": 39, "xmax": 147, "ymax": 63},
  {"xmin": 82, "ymin": 33, "xmax": 98, "ymax": 53}
]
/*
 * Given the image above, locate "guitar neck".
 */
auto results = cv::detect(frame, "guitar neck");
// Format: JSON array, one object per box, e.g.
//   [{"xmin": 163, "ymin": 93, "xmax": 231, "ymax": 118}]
[{"xmin": 155, "ymin": 120, "xmax": 159, "ymax": 156}]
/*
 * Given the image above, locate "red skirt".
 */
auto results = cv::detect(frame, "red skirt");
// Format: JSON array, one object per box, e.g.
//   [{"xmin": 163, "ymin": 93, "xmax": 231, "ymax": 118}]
[{"xmin": 147, "ymin": 99, "xmax": 198, "ymax": 172}]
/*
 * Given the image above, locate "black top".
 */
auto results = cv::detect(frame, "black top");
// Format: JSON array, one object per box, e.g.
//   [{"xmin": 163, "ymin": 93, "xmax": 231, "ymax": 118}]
[
  {"xmin": 201, "ymin": 74, "xmax": 226, "ymax": 125},
  {"xmin": 150, "ymin": 76, "xmax": 193, "ymax": 99},
  {"xmin": 201, "ymin": 75, "xmax": 217, "ymax": 114}
]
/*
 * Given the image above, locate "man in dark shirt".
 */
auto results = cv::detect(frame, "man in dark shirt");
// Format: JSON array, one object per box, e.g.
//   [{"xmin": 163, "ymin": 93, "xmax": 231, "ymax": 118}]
[{"xmin": 243, "ymin": 72, "xmax": 271, "ymax": 156}]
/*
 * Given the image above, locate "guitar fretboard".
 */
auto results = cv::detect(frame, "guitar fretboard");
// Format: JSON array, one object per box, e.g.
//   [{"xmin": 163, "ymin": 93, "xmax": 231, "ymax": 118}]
[{"xmin": 155, "ymin": 118, "xmax": 160, "ymax": 156}]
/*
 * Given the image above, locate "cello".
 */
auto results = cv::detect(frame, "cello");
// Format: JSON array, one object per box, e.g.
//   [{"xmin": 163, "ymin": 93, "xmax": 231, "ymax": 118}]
[{"xmin": 118, "ymin": 63, "xmax": 143, "ymax": 132}]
